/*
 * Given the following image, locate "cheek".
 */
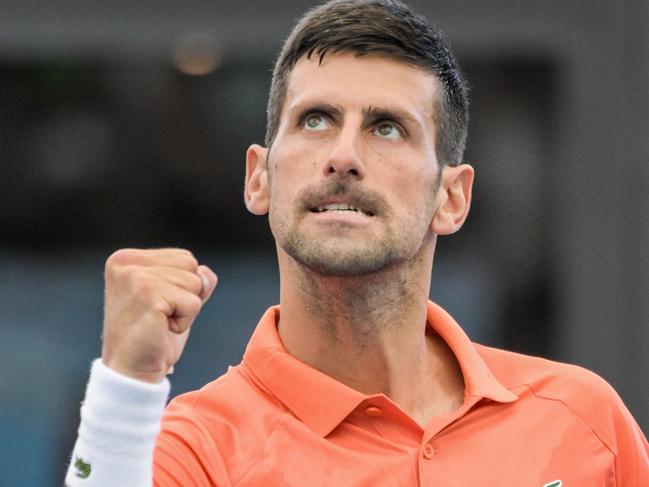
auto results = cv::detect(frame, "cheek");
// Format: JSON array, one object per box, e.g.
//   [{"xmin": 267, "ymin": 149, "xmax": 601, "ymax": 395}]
[
  {"xmin": 384, "ymin": 162, "xmax": 424, "ymax": 191},
  {"xmin": 386, "ymin": 165, "xmax": 438, "ymax": 213},
  {"xmin": 272, "ymin": 133, "xmax": 326, "ymax": 173},
  {"xmin": 266, "ymin": 160, "xmax": 298, "ymax": 219}
]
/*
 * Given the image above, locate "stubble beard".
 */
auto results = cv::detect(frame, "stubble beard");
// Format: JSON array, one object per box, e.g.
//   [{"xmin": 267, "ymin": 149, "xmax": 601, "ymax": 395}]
[
  {"xmin": 281, "ymin": 222, "xmax": 402, "ymax": 277},
  {"xmin": 272, "ymin": 181, "xmax": 436, "ymax": 278}
]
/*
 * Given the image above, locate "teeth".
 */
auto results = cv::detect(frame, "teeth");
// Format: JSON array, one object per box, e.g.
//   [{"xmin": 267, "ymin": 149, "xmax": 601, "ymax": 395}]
[
  {"xmin": 316, "ymin": 203, "xmax": 359, "ymax": 212},
  {"xmin": 311, "ymin": 202, "xmax": 374, "ymax": 216}
]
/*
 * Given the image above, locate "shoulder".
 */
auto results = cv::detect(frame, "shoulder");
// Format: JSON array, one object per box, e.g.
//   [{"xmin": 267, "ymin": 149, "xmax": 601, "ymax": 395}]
[
  {"xmin": 170, "ymin": 363, "xmax": 279, "ymax": 410},
  {"xmin": 476, "ymin": 343, "xmax": 644, "ymax": 456},
  {"xmin": 164, "ymin": 362, "xmax": 286, "ymax": 434},
  {"xmin": 157, "ymin": 363, "xmax": 287, "ymax": 482},
  {"xmin": 476, "ymin": 343, "xmax": 614, "ymax": 402}
]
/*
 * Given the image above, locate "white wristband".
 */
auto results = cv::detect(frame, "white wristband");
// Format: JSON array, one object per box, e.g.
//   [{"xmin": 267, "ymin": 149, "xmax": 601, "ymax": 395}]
[{"xmin": 65, "ymin": 359, "xmax": 170, "ymax": 486}]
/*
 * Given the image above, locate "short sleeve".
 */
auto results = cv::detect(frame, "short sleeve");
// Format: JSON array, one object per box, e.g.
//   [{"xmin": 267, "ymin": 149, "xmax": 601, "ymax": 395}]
[
  {"xmin": 153, "ymin": 394, "xmax": 232, "ymax": 487},
  {"xmin": 610, "ymin": 400, "xmax": 649, "ymax": 485}
]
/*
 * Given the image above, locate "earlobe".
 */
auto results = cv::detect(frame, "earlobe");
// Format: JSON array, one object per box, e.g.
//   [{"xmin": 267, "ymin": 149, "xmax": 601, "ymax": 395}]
[
  {"xmin": 431, "ymin": 164, "xmax": 474, "ymax": 236},
  {"xmin": 244, "ymin": 144, "xmax": 270, "ymax": 215}
]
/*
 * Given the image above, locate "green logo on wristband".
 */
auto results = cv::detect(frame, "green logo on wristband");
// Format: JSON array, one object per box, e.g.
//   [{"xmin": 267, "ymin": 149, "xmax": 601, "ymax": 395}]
[{"xmin": 74, "ymin": 456, "xmax": 91, "ymax": 479}]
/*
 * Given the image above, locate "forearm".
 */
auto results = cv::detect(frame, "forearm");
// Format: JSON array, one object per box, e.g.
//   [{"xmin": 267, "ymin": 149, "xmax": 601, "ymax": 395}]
[{"xmin": 64, "ymin": 359, "xmax": 170, "ymax": 486}]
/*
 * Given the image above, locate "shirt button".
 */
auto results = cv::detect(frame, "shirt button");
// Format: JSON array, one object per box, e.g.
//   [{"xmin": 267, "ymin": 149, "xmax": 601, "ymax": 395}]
[
  {"xmin": 365, "ymin": 406, "xmax": 383, "ymax": 417},
  {"xmin": 423, "ymin": 444, "xmax": 435, "ymax": 459}
]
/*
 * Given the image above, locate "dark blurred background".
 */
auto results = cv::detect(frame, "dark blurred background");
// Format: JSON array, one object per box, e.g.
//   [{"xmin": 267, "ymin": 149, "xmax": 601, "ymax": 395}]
[{"xmin": 0, "ymin": 1, "xmax": 648, "ymax": 484}]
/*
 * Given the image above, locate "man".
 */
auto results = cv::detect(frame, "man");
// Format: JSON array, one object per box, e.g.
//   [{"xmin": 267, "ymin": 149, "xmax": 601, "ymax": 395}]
[{"xmin": 65, "ymin": 0, "xmax": 649, "ymax": 485}]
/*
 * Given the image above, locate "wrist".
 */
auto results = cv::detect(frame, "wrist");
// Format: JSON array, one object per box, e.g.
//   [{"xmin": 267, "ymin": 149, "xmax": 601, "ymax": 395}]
[
  {"xmin": 102, "ymin": 355, "xmax": 169, "ymax": 384},
  {"xmin": 65, "ymin": 359, "xmax": 170, "ymax": 485}
]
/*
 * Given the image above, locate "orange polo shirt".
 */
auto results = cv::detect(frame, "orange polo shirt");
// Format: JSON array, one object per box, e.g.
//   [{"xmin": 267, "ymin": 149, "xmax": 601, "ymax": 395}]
[{"xmin": 153, "ymin": 302, "xmax": 649, "ymax": 486}]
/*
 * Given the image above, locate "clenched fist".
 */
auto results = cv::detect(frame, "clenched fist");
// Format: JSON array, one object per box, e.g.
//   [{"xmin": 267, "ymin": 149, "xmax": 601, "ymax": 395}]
[{"xmin": 101, "ymin": 248, "xmax": 217, "ymax": 383}]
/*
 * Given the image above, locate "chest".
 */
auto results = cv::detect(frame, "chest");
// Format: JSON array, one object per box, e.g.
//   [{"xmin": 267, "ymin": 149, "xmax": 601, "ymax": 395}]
[{"xmin": 234, "ymin": 400, "xmax": 614, "ymax": 487}]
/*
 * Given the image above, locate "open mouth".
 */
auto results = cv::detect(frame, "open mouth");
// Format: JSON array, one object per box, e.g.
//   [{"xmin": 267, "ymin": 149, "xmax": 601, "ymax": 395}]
[{"xmin": 310, "ymin": 203, "xmax": 375, "ymax": 217}]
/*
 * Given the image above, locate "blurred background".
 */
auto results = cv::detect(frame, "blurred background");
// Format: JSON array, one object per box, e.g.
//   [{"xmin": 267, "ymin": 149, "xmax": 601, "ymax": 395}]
[{"xmin": 0, "ymin": 0, "xmax": 647, "ymax": 484}]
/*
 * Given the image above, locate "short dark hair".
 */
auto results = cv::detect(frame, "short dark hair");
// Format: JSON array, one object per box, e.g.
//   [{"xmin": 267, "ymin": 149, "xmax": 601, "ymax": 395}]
[{"xmin": 265, "ymin": 0, "xmax": 469, "ymax": 167}]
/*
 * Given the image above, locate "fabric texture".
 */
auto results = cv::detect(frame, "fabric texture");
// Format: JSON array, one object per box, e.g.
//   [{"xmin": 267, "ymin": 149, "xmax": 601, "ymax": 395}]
[
  {"xmin": 153, "ymin": 302, "xmax": 649, "ymax": 486},
  {"xmin": 65, "ymin": 359, "xmax": 170, "ymax": 487}
]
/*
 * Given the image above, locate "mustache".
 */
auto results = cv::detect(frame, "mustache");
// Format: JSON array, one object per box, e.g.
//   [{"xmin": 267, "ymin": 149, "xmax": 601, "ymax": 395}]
[{"xmin": 297, "ymin": 181, "xmax": 388, "ymax": 216}]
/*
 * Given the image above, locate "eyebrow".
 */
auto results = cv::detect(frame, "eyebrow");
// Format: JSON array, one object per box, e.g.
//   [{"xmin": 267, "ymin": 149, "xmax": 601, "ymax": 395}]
[
  {"xmin": 363, "ymin": 105, "xmax": 420, "ymax": 129},
  {"xmin": 288, "ymin": 102, "xmax": 344, "ymax": 121}
]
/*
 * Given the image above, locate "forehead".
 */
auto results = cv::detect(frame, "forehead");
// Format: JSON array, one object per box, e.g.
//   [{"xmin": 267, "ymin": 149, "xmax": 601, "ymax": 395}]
[{"xmin": 283, "ymin": 52, "xmax": 440, "ymax": 121}]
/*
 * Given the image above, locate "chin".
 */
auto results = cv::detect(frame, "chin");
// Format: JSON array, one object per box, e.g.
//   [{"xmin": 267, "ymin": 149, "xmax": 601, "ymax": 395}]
[{"xmin": 284, "ymin": 238, "xmax": 402, "ymax": 278}]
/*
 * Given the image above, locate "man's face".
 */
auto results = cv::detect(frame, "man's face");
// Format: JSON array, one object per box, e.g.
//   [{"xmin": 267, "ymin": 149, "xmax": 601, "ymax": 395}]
[{"xmin": 265, "ymin": 52, "xmax": 442, "ymax": 277}]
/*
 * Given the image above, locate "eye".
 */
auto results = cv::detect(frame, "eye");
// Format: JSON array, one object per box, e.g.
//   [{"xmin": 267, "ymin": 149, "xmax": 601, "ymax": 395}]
[
  {"xmin": 303, "ymin": 113, "xmax": 329, "ymax": 131},
  {"xmin": 372, "ymin": 121, "xmax": 403, "ymax": 140}
]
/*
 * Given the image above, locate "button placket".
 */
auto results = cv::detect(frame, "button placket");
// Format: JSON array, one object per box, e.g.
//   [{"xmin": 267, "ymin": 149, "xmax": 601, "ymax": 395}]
[
  {"xmin": 422, "ymin": 443, "xmax": 435, "ymax": 459},
  {"xmin": 365, "ymin": 406, "xmax": 383, "ymax": 417}
]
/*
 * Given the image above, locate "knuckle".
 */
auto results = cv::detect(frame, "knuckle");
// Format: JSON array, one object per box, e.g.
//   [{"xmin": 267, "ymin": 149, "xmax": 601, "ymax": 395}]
[
  {"xmin": 105, "ymin": 250, "xmax": 123, "ymax": 272},
  {"xmin": 107, "ymin": 248, "xmax": 134, "ymax": 265},
  {"xmin": 105, "ymin": 262, "xmax": 125, "ymax": 284},
  {"xmin": 186, "ymin": 250, "xmax": 198, "ymax": 264},
  {"xmin": 165, "ymin": 247, "xmax": 194, "ymax": 258},
  {"xmin": 105, "ymin": 248, "xmax": 139, "ymax": 275},
  {"xmin": 187, "ymin": 294, "xmax": 203, "ymax": 315},
  {"xmin": 188, "ymin": 273, "xmax": 203, "ymax": 293},
  {"xmin": 174, "ymin": 248, "xmax": 193, "ymax": 256},
  {"xmin": 180, "ymin": 254, "xmax": 199, "ymax": 271}
]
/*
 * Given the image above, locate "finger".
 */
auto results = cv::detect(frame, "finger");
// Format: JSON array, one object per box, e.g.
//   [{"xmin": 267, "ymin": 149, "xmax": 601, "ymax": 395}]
[
  {"xmin": 107, "ymin": 248, "xmax": 199, "ymax": 273},
  {"xmin": 197, "ymin": 265, "xmax": 218, "ymax": 302},
  {"xmin": 153, "ymin": 282, "xmax": 203, "ymax": 334},
  {"xmin": 146, "ymin": 267, "xmax": 203, "ymax": 296},
  {"xmin": 168, "ymin": 316, "xmax": 194, "ymax": 335}
]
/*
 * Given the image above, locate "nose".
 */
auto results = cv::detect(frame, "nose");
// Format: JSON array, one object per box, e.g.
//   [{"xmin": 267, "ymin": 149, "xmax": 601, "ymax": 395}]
[{"xmin": 323, "ymin": 124, "xmax": 365, "ymax": 179}]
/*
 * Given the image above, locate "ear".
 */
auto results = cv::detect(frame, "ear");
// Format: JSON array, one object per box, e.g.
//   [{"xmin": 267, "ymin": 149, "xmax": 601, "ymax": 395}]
[
  {"xmin": 431, "ymin": 164, "xmax": 474, "ymax": 236},
  {"xmin": 244, "ymin": 144, "xmax": 270, "ymax": 215}
]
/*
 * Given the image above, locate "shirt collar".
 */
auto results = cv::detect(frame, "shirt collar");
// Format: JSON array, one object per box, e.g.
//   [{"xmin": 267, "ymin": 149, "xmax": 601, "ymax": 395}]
[
  {"xmin": 425, "ymin": 301, "xmax": 517, "ymax": 403},
  {"xmin": 242, "ymin": 306, "xmax": 366, "ymax": 437},
  {"xmin": 242, "ymin": 301, "xmax": 517, "ymax": 438}
]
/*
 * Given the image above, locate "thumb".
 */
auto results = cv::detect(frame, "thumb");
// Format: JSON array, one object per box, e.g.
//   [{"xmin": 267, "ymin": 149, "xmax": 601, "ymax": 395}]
[{"xmin": 197, "ymin": 265, "xmax": 218, "ymax": 302}]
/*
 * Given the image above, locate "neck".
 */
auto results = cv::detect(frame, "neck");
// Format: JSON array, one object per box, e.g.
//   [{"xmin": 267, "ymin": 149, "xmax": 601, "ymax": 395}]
[{"xmin": 276, "ymin": 244, "xmax": 464, "ymax": 426}]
